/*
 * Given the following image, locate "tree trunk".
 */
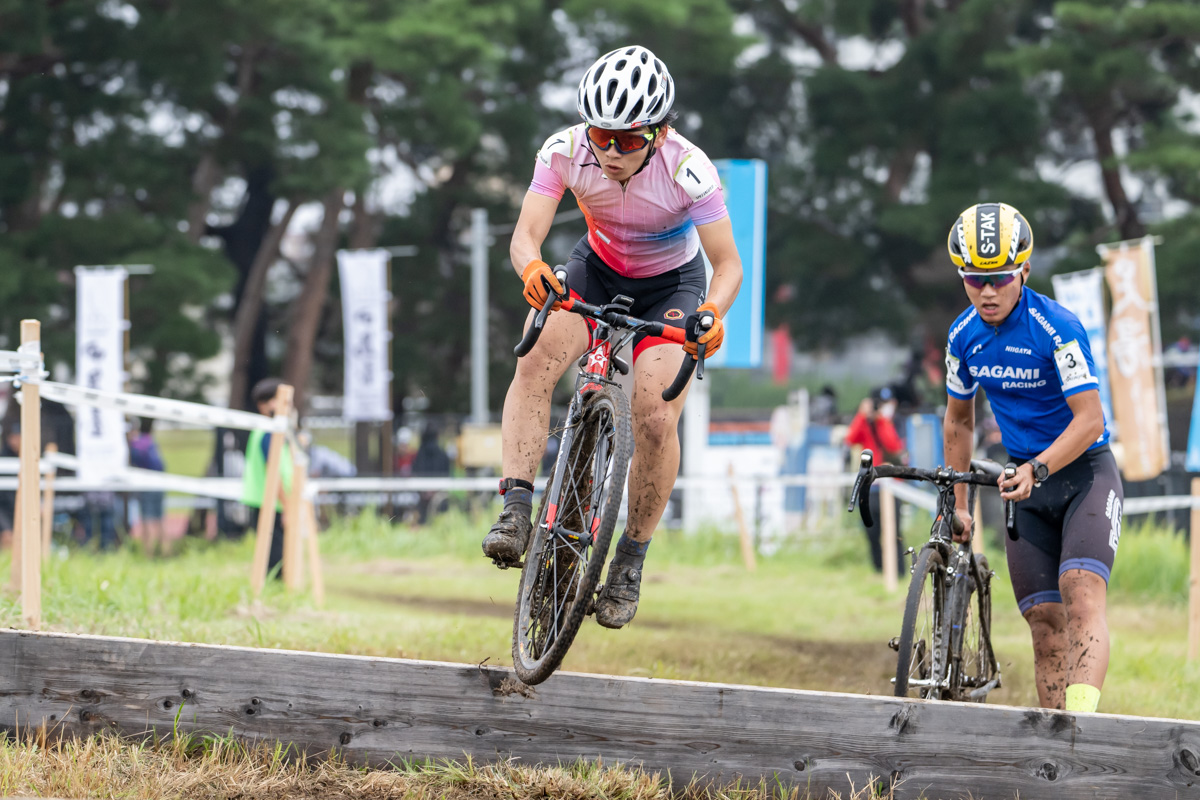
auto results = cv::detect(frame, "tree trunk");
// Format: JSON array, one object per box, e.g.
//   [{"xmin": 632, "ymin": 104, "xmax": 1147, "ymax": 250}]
[
  {"xmin": 227, "ymin": 201, "xmax": 296, "ymax": 410},
  {"xmin": 283, "ymin": 187, "xmax": 345, "ymax": 417},
  {"xmin": 1088, "ymin": 108, "xmax": 1145, "ymax": 241},
  {"xmin": 185, "ymin": 152, "xmax": 220, "ymax": 244}
]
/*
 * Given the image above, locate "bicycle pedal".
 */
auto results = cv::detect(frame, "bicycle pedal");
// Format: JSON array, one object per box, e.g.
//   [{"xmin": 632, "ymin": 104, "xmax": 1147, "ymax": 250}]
[
  {"xmin": 490, "ymin": 557, "xmax": 524, "ymax": 570},
  {"xmin": 887, "ymin": 637, "xmax": 901, "ymax": 652}
]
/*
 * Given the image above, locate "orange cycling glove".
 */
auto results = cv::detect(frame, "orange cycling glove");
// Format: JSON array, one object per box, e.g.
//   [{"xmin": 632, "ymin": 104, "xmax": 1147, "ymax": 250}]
[
  {"xmin": 521, "ymin": 259, "xmax": 565, "ymax": 310},
  {"xmin": 683, "ymin": 302, "xmax": 724, "ymax": 358}
]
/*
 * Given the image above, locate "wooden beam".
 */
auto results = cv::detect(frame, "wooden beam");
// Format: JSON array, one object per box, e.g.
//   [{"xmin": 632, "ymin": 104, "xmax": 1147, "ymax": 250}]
[
  {"xmin": 0, "ymin": 630, "xmax": 1197, "ymax": 799},
  {"xmin": 1190, "ymin": 477, "xmax": 1200, "ymax": 662},
  {"xmin": 728, "ymin": 463, "xmax": 756, "ymax": 572},
  {"xmin": 302, "ymin": 498, "xmax": 324, "ymax": 608},
  {"xmin": 17, "ymin": 321, "xmax": 41, "ymax": 630},
  {"xmin": 282, "ymin": 437, "xmax": 303, "ymax": 591},
  {"xmin": 250, "ymin": 384, "xmax": 293, "ymax": 596},
  {"xmin": 880, "ymin": 482, "xmax": 897, "ymax": 593},
  {"xmin": 41, "ymin": 442, "xmax": 57, "ymax": 558}
]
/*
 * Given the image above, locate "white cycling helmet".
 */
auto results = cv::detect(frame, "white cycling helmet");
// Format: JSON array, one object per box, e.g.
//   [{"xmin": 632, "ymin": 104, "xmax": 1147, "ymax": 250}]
[{"xmin": 576, "ymin": 45, "xmax": 674, "ymax": 130}]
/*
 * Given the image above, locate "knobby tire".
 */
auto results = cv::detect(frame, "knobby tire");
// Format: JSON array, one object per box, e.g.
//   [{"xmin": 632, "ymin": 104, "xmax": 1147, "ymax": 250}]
[
  {"xmin": 949, "ymin": 553, "xmax": 999, "ymax": 701},
  {"xmin": 512, "ymin": 386, "xmax": 633, "ymax": 685},
  {"xmin": 895, "ymin": 546, "xmax": 949, "ymax": 699}
]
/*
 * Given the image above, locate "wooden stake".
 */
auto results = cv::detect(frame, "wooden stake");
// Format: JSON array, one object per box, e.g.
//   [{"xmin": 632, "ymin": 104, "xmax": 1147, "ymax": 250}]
[
  {"xmin": 41, "ymin": 442, "xmax": 57, "ymax": 557},
  {"xmin": 18, "ymin": 320, "xmax": 42, "ymax": 629},
  {"xmin": 1189, "ymin": 477, "xmax": 1200, "ymax": 662},
  {"xmin": 9, "ymin": 480, "xmax": 20, "ymax": 592},
  {"xmin": 250, "ymin": 384, "xmax": 293, "ymax": 597},
  {"xmin": 303, "ymin": 498, "xmax": 324, "ymax": 608},
  {"xmin": 881, "ymin": 482, "xmax": 898, "ymax": 593},
  {"xmin": 282, "ymin": 443, "xmax": 305, "ymax": 591},
  {"xmin": 728, "ymin": 463, "xmax": 756, "ymax": 572}
]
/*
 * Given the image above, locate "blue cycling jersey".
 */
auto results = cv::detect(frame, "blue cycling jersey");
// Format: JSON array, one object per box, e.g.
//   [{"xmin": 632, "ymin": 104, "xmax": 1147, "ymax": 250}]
[{"xmin": 945, "ymin": 287, "xmax": 1109, "ymax": 460}]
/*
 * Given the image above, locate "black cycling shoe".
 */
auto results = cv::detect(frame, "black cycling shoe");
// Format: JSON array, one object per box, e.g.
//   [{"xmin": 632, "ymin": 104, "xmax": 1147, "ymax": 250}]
[
  {"xmin": 481, "ymin": 510, "xmax": 532, "ymax": 567},
  {"xmin": 595, "ymin": 555, "xmax": 643, "ymax": 629}
]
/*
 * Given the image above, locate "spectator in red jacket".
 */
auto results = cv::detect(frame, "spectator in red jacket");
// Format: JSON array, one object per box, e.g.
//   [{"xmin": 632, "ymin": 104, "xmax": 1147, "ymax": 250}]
[{"xmin": 845, "ymin": 387, "xmax": 907, "ymax": 574}]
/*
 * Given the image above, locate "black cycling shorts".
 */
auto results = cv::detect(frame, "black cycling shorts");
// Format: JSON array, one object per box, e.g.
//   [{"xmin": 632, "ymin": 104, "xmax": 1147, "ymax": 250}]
[
  {"xmin": 1006, "ymin": 444, "xmax": 1123, "ymax": 614},
  {"xmin": 564, "ymin": 236, "xmax": 706, "ymax": 364}
]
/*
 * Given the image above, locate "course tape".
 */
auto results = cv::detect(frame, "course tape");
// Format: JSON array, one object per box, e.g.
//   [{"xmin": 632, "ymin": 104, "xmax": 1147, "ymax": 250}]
[
  {"xmin": 0, "ymin": 349, "xmax": 45, "ymax": 376},
  {"xmin": 30, "ymin": 380, "xmax": 286, "ymax": 432},
  {"xmin": 1, "ymin": 459, "xmax": 1195, "ymax": 518}
]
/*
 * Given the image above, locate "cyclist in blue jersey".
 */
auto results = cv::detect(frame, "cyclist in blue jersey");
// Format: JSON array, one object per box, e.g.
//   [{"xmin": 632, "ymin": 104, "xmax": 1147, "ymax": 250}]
[{"xmin": 942, "ymin": 202, "xmax": 1121, "ymax": 714}]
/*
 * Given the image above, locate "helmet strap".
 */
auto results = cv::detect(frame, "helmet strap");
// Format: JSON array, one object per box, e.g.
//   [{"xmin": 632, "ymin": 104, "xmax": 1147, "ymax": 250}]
[{"xmin": 628, "ymin": 123, "xmax": 664, "ymax": 179}]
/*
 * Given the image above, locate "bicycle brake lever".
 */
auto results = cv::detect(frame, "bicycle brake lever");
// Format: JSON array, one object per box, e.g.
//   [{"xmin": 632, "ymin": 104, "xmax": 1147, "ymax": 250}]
[
  {"xmin": 848, "ymin": 450, "xmax": 876, "ymax": 528},
  {"xmin": 693, "ymin": 313, "xmax": 713, "ymax": 381},
  {"xmin": 1004, "ymin": 462, "xmax": 1019, "ymax": 541}
]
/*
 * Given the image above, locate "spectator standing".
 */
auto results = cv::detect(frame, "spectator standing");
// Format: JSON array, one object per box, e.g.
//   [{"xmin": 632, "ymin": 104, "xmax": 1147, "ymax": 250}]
[
  {"xmin": 844, "ymin": 387, "xmax": 907, "ymax": 574},
  {"xmin": 128, "ymin": 417, "xmax": 168, "ymax": 556},
  {"xmin": 241, "ymin": 378, "xmax": 292, "ymax": 579}
]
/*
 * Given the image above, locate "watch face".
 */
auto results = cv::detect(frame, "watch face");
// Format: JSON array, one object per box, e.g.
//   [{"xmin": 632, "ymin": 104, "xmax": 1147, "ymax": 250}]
[{"xmin": 1033, "ymin": 461, "xmax": 1049, "ymax": 481}]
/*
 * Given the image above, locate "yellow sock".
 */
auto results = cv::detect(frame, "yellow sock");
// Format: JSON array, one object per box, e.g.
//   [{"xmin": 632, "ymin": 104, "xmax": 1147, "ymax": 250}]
[{"xmin": 1065, "ymin": 683, "xmax": 1101, "ymax": 713}]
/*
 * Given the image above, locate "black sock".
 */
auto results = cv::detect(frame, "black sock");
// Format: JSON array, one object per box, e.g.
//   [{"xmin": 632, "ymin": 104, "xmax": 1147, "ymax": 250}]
[
  {"xmin": 503, "ymin": 487, "xmax": 533, "ymax": 521},
  {"xmin": 615, "ymin": 533, "xmax": 650, "ymax": 561}
]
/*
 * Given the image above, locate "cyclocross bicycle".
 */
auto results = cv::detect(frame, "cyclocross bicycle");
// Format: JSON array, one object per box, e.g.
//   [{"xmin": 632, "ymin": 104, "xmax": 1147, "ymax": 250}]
[
  {"xmin": 505, "ymin": 268, "xmax": 711, "ymax": 685},
  {"xmin": 848, "ymin": 451, "xmax": 1016, "ymax": 702}
]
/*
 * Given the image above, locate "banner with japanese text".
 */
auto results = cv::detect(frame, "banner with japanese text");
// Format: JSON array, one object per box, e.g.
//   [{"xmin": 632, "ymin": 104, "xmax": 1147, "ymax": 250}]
[
  {"xmin": 337, "ymin": 249, "xmax": 392, "ymax": 422},
  {"xmin": 1051, "ymin": 268, "xmax": 1113, "ymax": 436},
  {"xmin": 1102, "ymin": 239, "xmax": 1169, "ymax": 481},
  {"xmin": 75, "ymin": 267, "xmax": 128, "ymax": 481}
]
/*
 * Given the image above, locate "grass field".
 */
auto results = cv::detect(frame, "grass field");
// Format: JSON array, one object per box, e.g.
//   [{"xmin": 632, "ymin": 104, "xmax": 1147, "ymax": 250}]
[
  {"xmin": 0, "ymin": 508, "xmax": 1194, "ymax": 798},
  {"xmin": 0, "ymin": 507, "xmax": 1194, "ymax": 718}
]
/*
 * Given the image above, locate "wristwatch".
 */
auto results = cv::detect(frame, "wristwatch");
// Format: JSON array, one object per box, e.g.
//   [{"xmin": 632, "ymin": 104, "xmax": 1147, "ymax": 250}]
[{"xmin": 1027, "ymin": 458, "xmax": 1049, "ymax": 486}]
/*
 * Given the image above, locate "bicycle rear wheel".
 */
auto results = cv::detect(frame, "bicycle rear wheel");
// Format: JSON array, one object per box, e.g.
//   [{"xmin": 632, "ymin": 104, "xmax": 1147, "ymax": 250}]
[
  {"xmin": 512, "ymin": 386, "xmax": 633, "ymax": 685},
  {"xmin": 949, "ymin": 553, "xmax": 1000, "ymax": 702},
  {"xmin": 894, "ymin": 545, "xmax": 949, "ymax": 699}
]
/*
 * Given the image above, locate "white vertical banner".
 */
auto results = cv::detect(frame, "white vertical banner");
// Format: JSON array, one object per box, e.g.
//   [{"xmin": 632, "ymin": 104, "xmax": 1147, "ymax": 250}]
[
  {"xmin": 337, "ymin": 249, "xmax": 392, "ymax": 422},
  {"xmin": 1051, "ymin": 268, "xmax": 1114, "ymax": 434},
  {"xmin": 75, "ymin": 267, "xmax": 129, "ymax": 481}
]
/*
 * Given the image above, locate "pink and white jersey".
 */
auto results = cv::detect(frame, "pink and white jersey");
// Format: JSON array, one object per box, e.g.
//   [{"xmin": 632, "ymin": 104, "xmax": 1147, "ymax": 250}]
[{"xmin": 529, "ymin": 124, "xmax": 728, "ymax": 279}]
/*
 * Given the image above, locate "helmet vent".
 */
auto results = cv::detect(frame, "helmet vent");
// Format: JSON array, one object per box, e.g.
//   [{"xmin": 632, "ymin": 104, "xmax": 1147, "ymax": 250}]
[
  {"xmin": 631, "ymin": 65, "xmax": 642, "ymax": 87},
  {"xmin": 615, "ymin": 59, "xmax": 627, "ymax": 71},
  {"xmin": 647, "ymin": 75, "xmax": 657, "ymax": 95},
  {"xmin": 627, "ymin": 97, "xmax": 644, "ymax": 123}
]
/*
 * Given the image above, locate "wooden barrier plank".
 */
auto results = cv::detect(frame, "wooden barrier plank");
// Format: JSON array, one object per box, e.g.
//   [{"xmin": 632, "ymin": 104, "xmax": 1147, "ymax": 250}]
[
  {"xmin": 880, "ymin": 482, "xmax": 897, "ymax": 593},
  {"xmin": 17, "ymin": 321, "xmax": 41, "ymax": 630},
  {"xmin": 1190, "ymin": 477, "xmax": 1200, "ymax": 662},
  {"xmin": 0, "ymin": 630, "xmax": 1197, "ymax": 800}
]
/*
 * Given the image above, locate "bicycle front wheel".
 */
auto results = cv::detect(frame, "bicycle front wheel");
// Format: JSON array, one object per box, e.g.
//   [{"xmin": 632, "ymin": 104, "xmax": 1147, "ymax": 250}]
[
  {"xmin": 894, "ymin": 546, "xmax": 950, "ymax": 699},
  {"xmin": 950, "ymin": 553, "xmax": 1000, "ymax": 702},
  {"xmin": 512, "ymin": 386, "xmax": 633, "ymax": 685}
]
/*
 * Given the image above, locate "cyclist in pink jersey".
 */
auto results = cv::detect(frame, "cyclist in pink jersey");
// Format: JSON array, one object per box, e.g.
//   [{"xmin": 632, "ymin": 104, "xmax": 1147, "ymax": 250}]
[{"xmin": 482, "ymin": 45, "xmax": 743, "ymax": 629}]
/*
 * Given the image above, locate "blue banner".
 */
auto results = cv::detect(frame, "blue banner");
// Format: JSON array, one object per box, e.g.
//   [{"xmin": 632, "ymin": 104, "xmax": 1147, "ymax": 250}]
[{"xmin": 708, "ymin": 159, "xmax": 766, "ymax": 369}]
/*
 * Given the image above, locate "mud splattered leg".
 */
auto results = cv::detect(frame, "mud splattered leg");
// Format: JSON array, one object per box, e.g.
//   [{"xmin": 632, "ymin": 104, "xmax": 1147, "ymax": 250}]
[
  {"xmin": 624, "ymin": 344, "xmax": 691, "ymax": 542},
  {"xmin": 1059, "ymin": 568, "xmax": 1109, "ymax": 691},
  {"xmin": 501, "ymin": 310, "xmax": 589, "ymax": 481},
  {"xmin": 1023, "ymin": 602, "xmax": 1069, "ymax": 709}
]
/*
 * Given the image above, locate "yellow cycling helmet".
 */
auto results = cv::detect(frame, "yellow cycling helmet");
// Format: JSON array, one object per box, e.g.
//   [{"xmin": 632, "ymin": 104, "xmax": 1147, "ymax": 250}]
[{"xmin": 947, "ymin": 202, "xmax": 1033, "ymax": 269}]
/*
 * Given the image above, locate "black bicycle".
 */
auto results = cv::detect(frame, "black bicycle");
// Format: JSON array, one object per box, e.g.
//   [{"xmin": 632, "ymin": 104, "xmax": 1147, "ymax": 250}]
[
  {"xmin": 848, "ymin": 451, "xmax": 1016, "ymax": 702},
  {"xmin": 507, "ymin": 269, "xmax": 711, "ymax": 685}
]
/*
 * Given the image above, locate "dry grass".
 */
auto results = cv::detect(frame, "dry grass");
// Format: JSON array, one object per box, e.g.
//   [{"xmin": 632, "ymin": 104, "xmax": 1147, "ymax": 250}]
[{"xmin": 0, "ymin": 729, "xmax": 918, "ymax": 800}]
